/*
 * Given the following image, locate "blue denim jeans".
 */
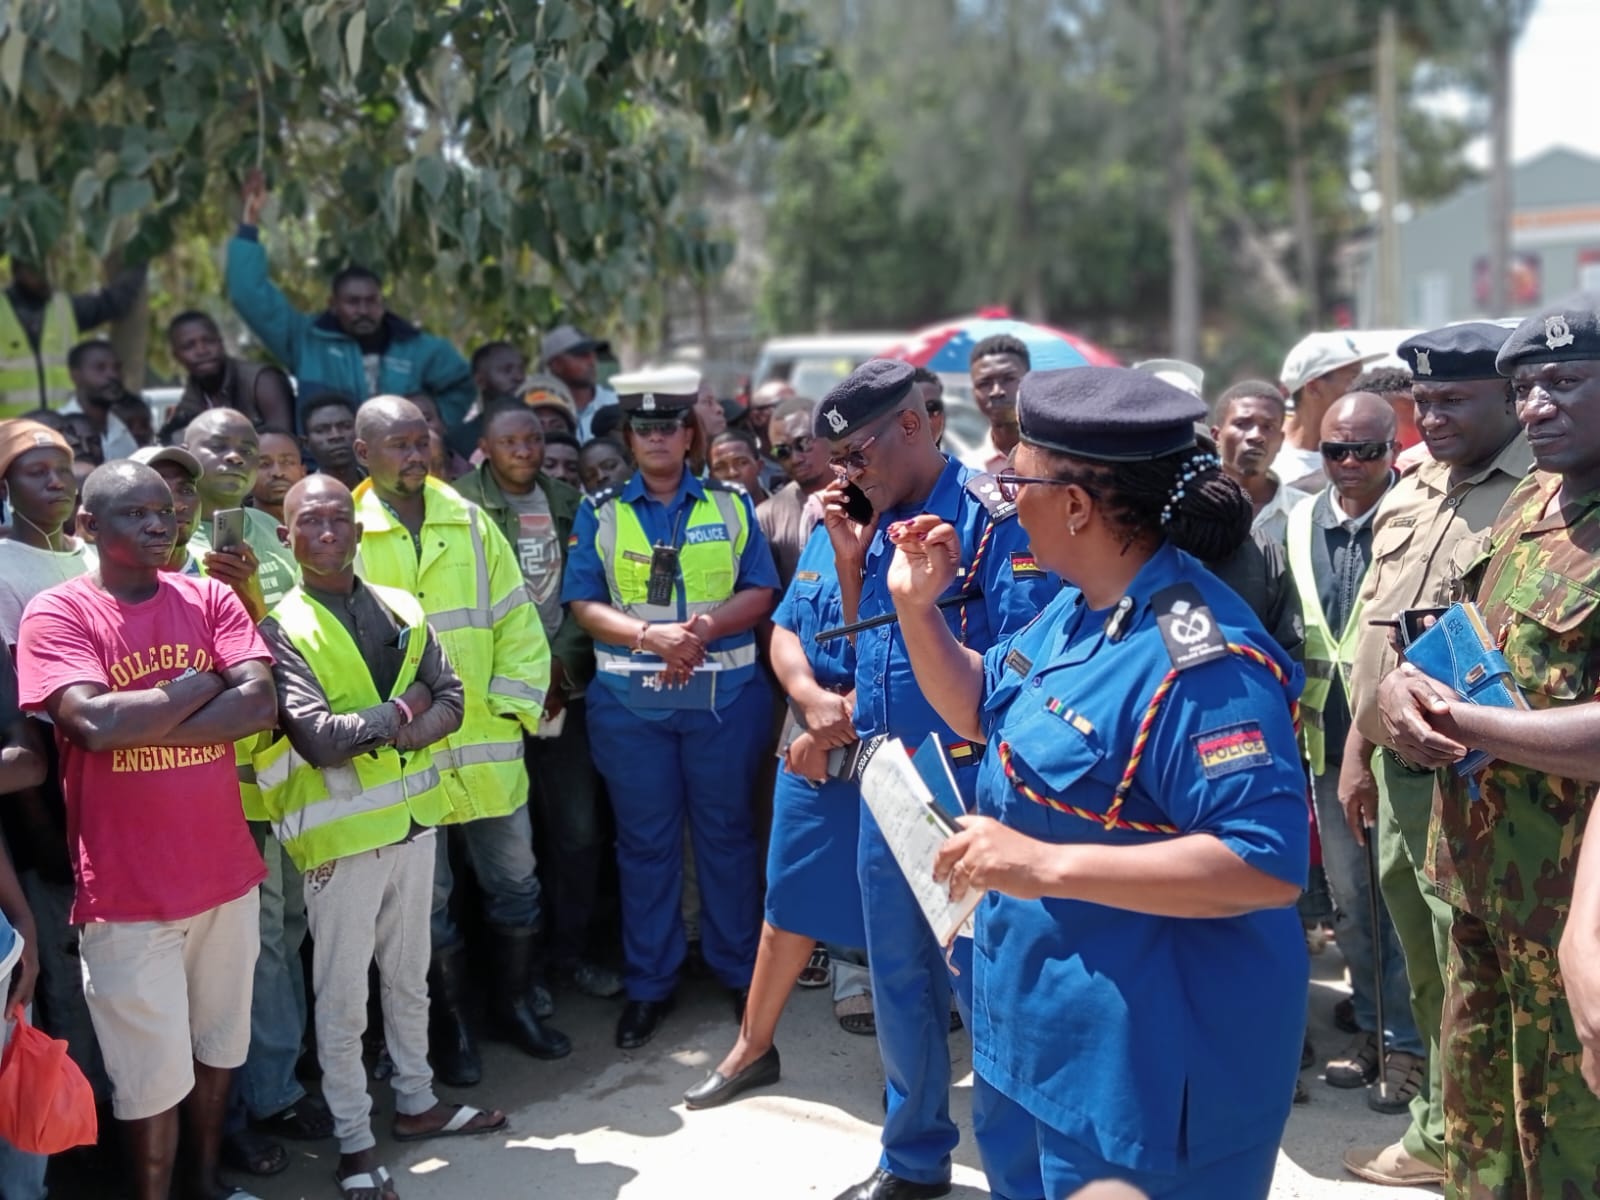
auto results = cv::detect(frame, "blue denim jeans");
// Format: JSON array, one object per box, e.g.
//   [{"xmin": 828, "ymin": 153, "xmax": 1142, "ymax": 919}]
[
  {"xmin": 430, "ymin": 805, "xmax": 543, "ymax": 949},
  {"xmin": 238, "ymin": 825, "xmax": 308, "ymax": 1120},
  {"xmin": 0, "ymin": 989, "xmax": 48, "ymax": 1200},
  {"xmin": 1312, "ymin": 766, "xmax": 1424, "ymax": 1055}
]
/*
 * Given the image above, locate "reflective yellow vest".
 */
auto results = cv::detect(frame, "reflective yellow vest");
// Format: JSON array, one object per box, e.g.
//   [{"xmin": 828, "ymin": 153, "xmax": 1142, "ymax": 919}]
[
  {"xmin": 353, "ymin": 476, "xmax": 549, "ymax": 823},
  {"xmin": 253, "ymin": 583, "xmax": 448, "ymax": 872},
  {"xmin": 1286, "ymin": 494, "xmax": 1365, "ymax": 775},
  {"xmin": 0, "ymin": 291, "xmax": 74, "ymax": 415},
  {"xmin": 591, "ymin": 484, "xmax": 757, "ymax": 683}
]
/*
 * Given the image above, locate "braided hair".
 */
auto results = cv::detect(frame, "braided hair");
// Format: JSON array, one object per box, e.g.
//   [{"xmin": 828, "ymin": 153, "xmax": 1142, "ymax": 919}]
[{"xmin": 1044, "ymin": 446, "xmax": 1252, "ymax": 564}]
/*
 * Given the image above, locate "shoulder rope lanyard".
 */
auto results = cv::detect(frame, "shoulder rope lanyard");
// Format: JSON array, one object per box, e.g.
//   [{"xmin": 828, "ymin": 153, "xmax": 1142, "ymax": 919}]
[
  {"xmin": 957, "ymin": 518, "xmax": 997, "ymax": 644},
  {"xmin": 999, "ymin": 642, "xmax": 1301, "ymax": 837}
]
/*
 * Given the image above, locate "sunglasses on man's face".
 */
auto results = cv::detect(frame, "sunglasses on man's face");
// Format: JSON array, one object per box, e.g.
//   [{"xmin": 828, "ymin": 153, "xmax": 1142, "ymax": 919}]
[
  {"xmin": 771, "ymin": 436, "xmax": 816, "ymax": 461},
  {"xmin": 1319, "ymin": 440, "xmax": 1391, "ymax": 463}
]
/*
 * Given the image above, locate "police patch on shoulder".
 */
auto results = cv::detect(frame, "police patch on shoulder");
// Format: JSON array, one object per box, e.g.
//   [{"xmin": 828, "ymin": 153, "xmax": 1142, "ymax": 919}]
[
  {"xmin": 964, "ymin": 474, "xmax": 1017, "ymax": 520},
  {"xmin": 1010, "ymin": 552, "xmax": 1043, "ymax": 576},
  {"xmin": 1152, "ymin": 583, "xmax": 1228, "ymax": 671},
  {"xmin": 1193, "ymin": 722, "xmax": 1271, "ymax": 779}
]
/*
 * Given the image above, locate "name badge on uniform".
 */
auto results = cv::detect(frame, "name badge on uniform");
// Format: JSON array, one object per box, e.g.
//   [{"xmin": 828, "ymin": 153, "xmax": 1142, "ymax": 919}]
[
  {"xmin": 795, "ymin": 570, "xmax": 821, "ymax": 582},
  {"xmin": 1193, "ymin": 722, "xmax": 1271, "ymax": 779},
  {"xmin": 1004, "ymin": 648, "xmax": 1032, "ymax": 676}
]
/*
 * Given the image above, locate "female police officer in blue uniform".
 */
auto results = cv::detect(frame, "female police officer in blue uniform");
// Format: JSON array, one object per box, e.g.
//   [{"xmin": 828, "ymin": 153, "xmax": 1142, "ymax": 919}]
[
  {"xmin": 888, "ymin": 367, "xmax": 1310, "ymax": 1199},
  {"xmin": 563, "ymin": 367, "xmax": 780, "ymax": 1051},
  {"xmin": 683, "ymin": 522, "xmax": 867, "ymax": 1108}
]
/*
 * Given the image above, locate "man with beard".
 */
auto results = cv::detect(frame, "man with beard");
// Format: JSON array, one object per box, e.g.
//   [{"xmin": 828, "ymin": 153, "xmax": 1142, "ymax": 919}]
[
  {"xmin": 541, "ymin": 325, "xmax": 619, "ymax": 443},
  {"xmin": 1, "ymin": 260, "xmax": 145, "ymax": 415},
  {"xmin": 59, "ymin": 340, "xmax": 139, "ymax": 461},
  {"xmin": 162, "ymin": 311, "xmax": 295, "ymax": 440},
  {"xmin": 757, "ymin": 397, "xmax": 835, "ymax": 589},
  {"xmin": 225, "ymin": 173, "xmax": 474, "ymax": 426}
]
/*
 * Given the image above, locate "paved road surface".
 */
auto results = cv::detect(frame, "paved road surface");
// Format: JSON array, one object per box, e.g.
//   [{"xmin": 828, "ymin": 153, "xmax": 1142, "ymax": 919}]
[{"xmin": 253, "ymin": 949, "xmax": 1440, "ymax": 1199}]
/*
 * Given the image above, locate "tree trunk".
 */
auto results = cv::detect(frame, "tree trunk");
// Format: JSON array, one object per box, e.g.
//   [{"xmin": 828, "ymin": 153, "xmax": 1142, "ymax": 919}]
[
  {"xmin": 1282, "ymin": 80, "xmax": 1319, "ymax": 324},
  {"xmin": 1162, "ymin": 0, "xmax": 1199, "ymax": 361},
  {"xmin": 105, "ymin": 252, "xmax": 150, "ymax": 389},
  {"xmin": 1374, "ymin": 6, "xmax": 1401, "ymax": 326},
  {"xmin": 1487, "ymin": 19, "xmax": 1513, "ymax": 314}
]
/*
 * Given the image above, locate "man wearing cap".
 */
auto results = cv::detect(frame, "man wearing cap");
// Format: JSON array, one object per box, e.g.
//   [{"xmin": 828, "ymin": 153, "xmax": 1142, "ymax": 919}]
[
  {"xmin": 564, "ymin": 366, "xmax": 780, "ymax": 1050},
  {"xmin": 816, "ymin": 359, "xmax": 1058, "ymax": 1200},
  {"xmin": 541, "ymin": 325, "xmax": 618, "ymax": 443},
  {"xmin": 130, "ymin": 445, "xmax": 206, "ymax": 575},
  {"xmin": 1378, "ymin": 298, "xmax": 1600, "ymax": 1195},
  {"xmin": 1336, "ymin": 323, "xmax": 1529, "ymax": 1186},
  {"xmin": 1277, "ymin": 332, "xmax": 1384, "ymax": 493},
  {"xmin": 351, "ymin": 395, "xmax": 566, "ymax": 1086}
]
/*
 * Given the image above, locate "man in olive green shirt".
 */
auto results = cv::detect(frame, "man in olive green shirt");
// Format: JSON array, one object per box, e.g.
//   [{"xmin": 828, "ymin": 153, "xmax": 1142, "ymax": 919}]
[{"xmin": 1339, "ymin": 322, "xmax": 1530, "ymax": 1187}]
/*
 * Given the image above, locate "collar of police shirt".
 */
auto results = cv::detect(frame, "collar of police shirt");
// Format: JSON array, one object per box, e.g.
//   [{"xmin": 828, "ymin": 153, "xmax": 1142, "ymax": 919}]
[{"xmin": 1411, "ymin": 428, "xmax": 1536, "ymax": 501}]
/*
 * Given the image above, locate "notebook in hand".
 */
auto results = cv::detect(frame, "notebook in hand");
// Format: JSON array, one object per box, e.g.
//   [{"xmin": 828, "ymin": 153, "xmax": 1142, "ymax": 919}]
[{"xmin": 1401, "ymin": 601, "xmax": 1529, "ymax": 778}]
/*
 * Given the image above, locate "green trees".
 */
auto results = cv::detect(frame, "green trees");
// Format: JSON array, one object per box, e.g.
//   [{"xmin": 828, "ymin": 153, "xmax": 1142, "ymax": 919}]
[{"xmin": 0, "ymin": 0, "xmax": 837, "ymax": 351}]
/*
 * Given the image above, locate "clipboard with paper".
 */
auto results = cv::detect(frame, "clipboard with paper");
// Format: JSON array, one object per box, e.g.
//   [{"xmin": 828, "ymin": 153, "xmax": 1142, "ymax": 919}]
[{"xmin": 859, "ymin": 735, "xmax": 981, "ymax": 946}]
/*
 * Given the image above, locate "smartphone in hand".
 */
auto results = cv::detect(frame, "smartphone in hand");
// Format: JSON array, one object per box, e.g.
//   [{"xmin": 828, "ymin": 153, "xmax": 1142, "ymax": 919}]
[{"xmin": 211, "ymin": 507, "xmax": 246, "ymax": 551}]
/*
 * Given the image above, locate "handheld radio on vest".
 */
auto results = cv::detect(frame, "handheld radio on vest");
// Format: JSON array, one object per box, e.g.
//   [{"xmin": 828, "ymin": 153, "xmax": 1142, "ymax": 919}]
[{"xmin": 646, "ymin": 545, "xmax": 679, "ymax": 606}]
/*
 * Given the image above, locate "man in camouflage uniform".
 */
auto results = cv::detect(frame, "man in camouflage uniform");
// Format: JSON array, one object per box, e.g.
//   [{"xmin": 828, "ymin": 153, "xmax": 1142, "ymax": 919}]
[
  {"xmin": 1340, "ymin": 322, "xmax": 1532, "ymax": 1187},
  {"xmin": 1379, "ymin": 297, "xmax": 1600, "ymax": 1197}
]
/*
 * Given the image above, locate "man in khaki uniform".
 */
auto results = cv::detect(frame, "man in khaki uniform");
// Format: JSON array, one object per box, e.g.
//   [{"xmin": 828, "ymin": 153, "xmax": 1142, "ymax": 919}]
[{"xmin": 1338, "ymin": 322, "xmax": 1530, "ymax": 1186}]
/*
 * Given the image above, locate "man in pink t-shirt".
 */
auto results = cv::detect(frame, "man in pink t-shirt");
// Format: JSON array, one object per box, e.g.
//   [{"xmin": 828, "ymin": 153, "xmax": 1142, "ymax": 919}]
[{"xmin": 17, "ymin": 460, "xmax": 276, "ymax": 1200}]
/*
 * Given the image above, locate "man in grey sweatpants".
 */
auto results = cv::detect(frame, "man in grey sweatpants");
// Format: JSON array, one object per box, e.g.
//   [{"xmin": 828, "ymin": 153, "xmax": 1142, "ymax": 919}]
[{"xmin": 255, "ymin": 476, "xmax": 507, "ymax": 1197}]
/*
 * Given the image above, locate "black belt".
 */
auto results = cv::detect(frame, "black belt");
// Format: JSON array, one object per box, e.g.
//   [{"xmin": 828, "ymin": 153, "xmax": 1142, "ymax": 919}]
[{"xmin": 1386, "ymin": 748, "xmax": 1432, "ymax": 776}]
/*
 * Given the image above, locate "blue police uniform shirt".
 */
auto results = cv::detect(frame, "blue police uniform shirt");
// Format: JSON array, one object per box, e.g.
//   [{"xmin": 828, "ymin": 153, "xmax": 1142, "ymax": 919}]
[
  {"xmin": 773, "ymin": 526, "xmax": 854, "ymax": 689},
  {"xmin": 853, "ymin": 457, "xmax": 1058, "ymax": 793},
  {"xmin": 971, "ymin": 541, "xmax": 1309, "ymax": 1174},
  {"xmin": 562, "ymin": 466, "xmax": 781, "ymax": 717}
]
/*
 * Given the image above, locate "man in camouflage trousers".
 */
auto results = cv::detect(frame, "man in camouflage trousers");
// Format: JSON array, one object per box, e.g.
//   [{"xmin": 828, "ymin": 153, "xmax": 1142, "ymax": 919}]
[{"xmin": 1379, "ymin": 296, "xmax": 1600, "ymax": 1197}]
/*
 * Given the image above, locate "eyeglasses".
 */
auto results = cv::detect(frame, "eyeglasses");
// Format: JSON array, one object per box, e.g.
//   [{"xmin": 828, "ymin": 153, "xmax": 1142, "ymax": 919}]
[
  {"xmin": 1319, "ymin": 440, "xmax": 1392, "ymax": 463},
  {"xmin": 828, "ymin": 433, "xmax": 879, "ymax": 477},
  {"xmin": 994, "ymin": 472, "xmax": 1077, "ymax": 503},
  {"xmin": 771, "ymin": 436, "xmax": 816, "ymax": 462},
  {"xmin": 629, "ymin": 415, "xmax": 690, "ymax": 436}
]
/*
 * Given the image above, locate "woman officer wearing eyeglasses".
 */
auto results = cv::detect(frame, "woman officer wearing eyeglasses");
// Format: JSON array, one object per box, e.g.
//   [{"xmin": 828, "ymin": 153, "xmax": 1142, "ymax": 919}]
[
  {"xmin": 562, "ymin": 366, "xmax": 781, "ymax": 1053},
  {"xmin": 889, "ymin": 367, "xmax": 1311, "ymax": 1200}
]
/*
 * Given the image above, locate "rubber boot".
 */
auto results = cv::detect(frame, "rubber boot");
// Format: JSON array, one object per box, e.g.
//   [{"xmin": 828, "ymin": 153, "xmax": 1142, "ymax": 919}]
[
  {"xmin": 428, "ymin": 944, "xmax": 482, "ymax": 1087},
  {"xmin": 489, "ymin": 924, "xmax": 573, "ymax": 1060}
]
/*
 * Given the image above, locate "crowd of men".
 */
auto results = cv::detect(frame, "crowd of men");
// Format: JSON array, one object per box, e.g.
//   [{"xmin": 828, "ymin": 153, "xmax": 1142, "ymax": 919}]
[{"xmin": 0, "ymin": 184, "xmax": 1598, "ymax": 1200}]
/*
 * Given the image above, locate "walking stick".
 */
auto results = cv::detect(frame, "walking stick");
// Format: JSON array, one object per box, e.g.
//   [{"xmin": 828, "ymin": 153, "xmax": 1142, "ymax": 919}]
[{"xmin": 1364, "ymin": 829, "xmax": 1391, "ymax": 1107}]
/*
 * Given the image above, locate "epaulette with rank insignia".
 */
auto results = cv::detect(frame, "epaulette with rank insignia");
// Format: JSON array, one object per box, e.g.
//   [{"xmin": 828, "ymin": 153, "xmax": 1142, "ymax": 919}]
[
  {"xmin": 705, "ymin": 478, "xmax": 749, "ymax": 497},
  {"xmin": 588, "ymin": 485, "xmax": 622, "ymax": 510},
  {"xmin": 964, "ymin": 473, "xmax": 1017, "ymax": 521},
  {"xmin": 1151, "ymin": 583, "xmax": 1229, "ymax": 671}
]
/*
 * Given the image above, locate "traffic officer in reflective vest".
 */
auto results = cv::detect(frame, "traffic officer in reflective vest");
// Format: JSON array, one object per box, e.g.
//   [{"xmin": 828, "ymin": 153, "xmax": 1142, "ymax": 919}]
[
  {"xmin": 255, "ymin": 475, "xmax": 506, "ymax": 1196},
  {"xmin": 351, "ymin": 395, "xmax": 566, "ymax": 1086},
  {"xmin": 815, "ymin": 359, "xmax": 1059, "ymax": 1200},
  {"xmin": 563, "ymin": 367, "xmax": 781, "ymax": 1051}
]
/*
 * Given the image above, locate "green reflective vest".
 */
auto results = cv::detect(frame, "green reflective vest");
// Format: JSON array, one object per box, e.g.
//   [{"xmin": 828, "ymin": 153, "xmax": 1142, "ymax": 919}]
[
  {"xmin": 1286, "ymin": 494, "xmax": 1365, "ymax": 775},
  {"xmin": 0, "ymin": 292, "xmax": 73, "ymax": 415},
  {"xmin": 254, "ymin": 583, "xmax": 449, "ymax": 872},
  {"xmin": 592, "ymin": 485, "xmax": 757, "ymax": 681}
]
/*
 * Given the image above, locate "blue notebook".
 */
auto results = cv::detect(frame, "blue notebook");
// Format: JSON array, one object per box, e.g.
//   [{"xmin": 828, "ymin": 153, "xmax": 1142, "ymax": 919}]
[
  {"xmin": 911, "ymin": 733, "xmax": 968, "ymax": 828},
  {"xmin": 626, "ymin": 666, "xmax": 719, "ymax": 711},
  {"xmin": 1400, "ymin": 601, "xmax": 1529, "ymax": 780}
]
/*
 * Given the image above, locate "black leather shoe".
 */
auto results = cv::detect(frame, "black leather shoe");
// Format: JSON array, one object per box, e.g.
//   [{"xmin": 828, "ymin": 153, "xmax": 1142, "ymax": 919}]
[
  {"xmin": 682, "ymin": 1045, "xmax": 780, "ymax": 1110},
  {"xmin": 616, "ymin": 997, "xmax": 675, "ymax": 1049},
  {"xmin": 832, "ymin": 1168, "xmax": 951, "ymax": 1200}
]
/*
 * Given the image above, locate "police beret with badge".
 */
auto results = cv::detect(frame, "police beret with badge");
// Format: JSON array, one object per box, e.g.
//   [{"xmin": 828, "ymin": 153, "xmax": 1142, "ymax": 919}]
[
  {"xmin": 813, "ymin": 358, "xmax": 917, "ymax": 440},
  {"xmin": 1495, "ymin": 294, "xmax": 1600, "ymax": 374},
  {"xmin": 1018, "ymin": 366, "xmax": 1206, "ymax": 462},
  {"xmin": 611, "ymin": 365, "xmax": 701, "ymax": 417},
  {"xmin": 1398, "ymin": 322, "xmax": 1513, "ymax": 382}
]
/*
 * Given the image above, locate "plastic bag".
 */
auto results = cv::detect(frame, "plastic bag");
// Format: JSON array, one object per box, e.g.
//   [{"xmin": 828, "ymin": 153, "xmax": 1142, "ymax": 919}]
[{"xmin": 0, "ymin": 1004, "xmax": 98, "ymax": 1154}]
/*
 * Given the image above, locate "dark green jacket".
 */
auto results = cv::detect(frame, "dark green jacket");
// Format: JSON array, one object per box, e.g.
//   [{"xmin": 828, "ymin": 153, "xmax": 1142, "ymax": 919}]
[{"xmin": 452, "ymin": 463, "xmax": 593, "ymax": 690}]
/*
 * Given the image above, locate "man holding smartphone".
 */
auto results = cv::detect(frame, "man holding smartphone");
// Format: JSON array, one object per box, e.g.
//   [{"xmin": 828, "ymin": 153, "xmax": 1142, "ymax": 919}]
[{"xmin": 1338, "ymin": 323, "xmax": 1529, "ymax": 1187}]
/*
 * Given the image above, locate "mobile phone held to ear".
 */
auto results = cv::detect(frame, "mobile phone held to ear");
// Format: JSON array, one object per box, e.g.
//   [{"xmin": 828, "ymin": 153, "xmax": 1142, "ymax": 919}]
[
  {"xmin": 211, "ymin": 507, "xmax": 246, "ymax": 551},
  {"xmin": 841, "ymin": 482, "xmax": 874, "ymax": 525}
]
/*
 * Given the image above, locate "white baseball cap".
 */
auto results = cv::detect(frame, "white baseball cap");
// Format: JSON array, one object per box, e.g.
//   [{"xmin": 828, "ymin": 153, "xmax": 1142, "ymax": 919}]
[
  {"xmin": 1132, "ymin": 358, "xmax": 1204, "ymax": 399},
  {"xmin": 1280, "ymin": 332, "xmax": 1383, "ymax": 395}
]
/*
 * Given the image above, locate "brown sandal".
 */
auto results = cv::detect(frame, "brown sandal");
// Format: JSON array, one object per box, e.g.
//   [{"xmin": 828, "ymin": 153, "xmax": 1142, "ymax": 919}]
[
  {"xmin": 1369, "ymin": 1050, "xmax": 1426, "ymax": 1113},
  {"xmin": 835, "ymin": 992, "xmax": 874, "ymax": 1036}
]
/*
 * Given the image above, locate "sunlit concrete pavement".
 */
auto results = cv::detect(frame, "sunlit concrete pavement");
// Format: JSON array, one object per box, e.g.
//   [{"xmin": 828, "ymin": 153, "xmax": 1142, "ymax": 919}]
[{"xmin": 254, "ymin": 950, "xmax": 1440, "ymax": 1199}]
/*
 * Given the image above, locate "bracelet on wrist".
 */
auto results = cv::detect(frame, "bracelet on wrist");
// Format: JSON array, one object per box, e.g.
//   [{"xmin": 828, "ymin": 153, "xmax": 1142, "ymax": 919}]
[
  {"xmin": 632, "ymin": 621, "xmax": 651, "ymax": 654},
  {"xmin": 393, "ymin": 696, "xmax": 415, "ymax": 725}
]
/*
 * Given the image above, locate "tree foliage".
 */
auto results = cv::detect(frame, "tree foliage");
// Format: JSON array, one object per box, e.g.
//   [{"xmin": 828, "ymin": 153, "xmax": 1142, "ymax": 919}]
[{"xmin": 0, "ymin": 0, "xmax": 839, "ymax": 341}]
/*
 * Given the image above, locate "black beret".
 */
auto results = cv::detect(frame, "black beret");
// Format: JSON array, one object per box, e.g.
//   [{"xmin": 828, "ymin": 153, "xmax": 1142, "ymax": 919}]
[
  {"xmin": 814, "ymin": 359, "xmax": 917, "ymax": 440},
  {"xmin": 1496, "ymin": 294, "xmax": 1600, "ymax": 374},
  {"xmin": 1018, "ymin": 366, "xmax": 1205, "ymax": 462},
  {"xmin": 1398, "ymin": 322, "xmax": 1512, "ymax": 382}
]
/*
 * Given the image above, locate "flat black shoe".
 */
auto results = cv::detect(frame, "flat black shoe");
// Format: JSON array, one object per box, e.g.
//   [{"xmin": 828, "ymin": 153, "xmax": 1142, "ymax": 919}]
[
  {"xmin": 832, "ymin": 1168, "xmax": 951, "ymax": 1200},
  {"xmin": 616, "ymin": 997, "xmax": 675, "ymax": 1049},
  {"xmin": 683, "ymin": 1046, "xmax": 780, "ymax": 1110}
]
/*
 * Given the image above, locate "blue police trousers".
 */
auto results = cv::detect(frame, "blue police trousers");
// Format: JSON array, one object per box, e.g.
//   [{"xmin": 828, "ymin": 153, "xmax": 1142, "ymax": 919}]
[{"xmin": 587, "ymin": 680, "xmax": 768, "ymax": 1001}]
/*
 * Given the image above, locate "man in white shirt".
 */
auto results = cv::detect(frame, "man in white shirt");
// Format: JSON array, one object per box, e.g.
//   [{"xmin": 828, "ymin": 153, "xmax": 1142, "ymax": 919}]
[
  {"xmin": 1275, "ymin": 333, "xmax": 1384, "ymax": 493},
  {"xmin": 540, "ymin": 325, "xmax": 619, "ymax": 443},
  {"xmin": 58, "ymin": 340, "xmax": 139, "ymax": 461}
]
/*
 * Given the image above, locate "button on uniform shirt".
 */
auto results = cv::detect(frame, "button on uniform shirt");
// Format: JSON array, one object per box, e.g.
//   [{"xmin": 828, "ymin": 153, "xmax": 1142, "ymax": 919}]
[
  {"xmin": 1348, "ymin": 434, "xmax": 1534, "ymax": 748},
  {"xmin": 1307, "ymin": 478, "xmax": 1391, "ymax": 764}
]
